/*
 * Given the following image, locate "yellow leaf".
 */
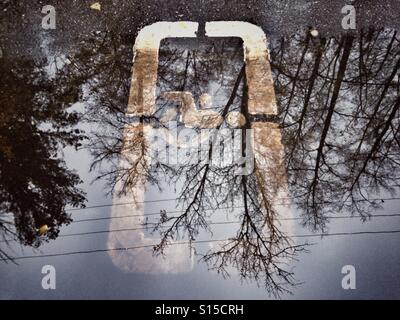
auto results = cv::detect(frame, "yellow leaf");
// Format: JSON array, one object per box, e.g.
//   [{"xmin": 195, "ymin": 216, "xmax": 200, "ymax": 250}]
[
  {"xmin": 90, "ymin": 2, "xmax": 101, "ymax": 11},
  {"xmin": 38, "ymin": 225, "xmax": 49, "ymax": 236}
]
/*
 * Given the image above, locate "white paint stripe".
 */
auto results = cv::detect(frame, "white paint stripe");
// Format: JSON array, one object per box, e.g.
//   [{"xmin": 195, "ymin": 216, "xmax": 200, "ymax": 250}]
[
  {"xmin": 127, "ymin": 22, "xmax": 198, "ymax": 116},
  {"xmin": 111, "ymin": 21, "xmax": 293, "ymax": 274},
  {"xmin": 205, "ymin": 21, "xmax": 277, "ymax": 115}
]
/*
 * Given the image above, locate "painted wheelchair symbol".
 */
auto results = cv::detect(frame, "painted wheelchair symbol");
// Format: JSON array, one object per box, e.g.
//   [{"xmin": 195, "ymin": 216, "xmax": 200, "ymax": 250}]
[
  {"xmin": 127, "ymin": 21, "xmax": 277, "ymax": 120},
  {"xmin": 108, "ymin": 21, "xmax": 293, "ymax": 274}
]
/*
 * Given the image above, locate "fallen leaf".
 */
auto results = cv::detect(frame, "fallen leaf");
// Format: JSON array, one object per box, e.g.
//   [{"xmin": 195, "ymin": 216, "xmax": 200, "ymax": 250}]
[
  {"xmin": 38, "ymin": 225, "xmax": 49, "ymax": 236},
  {"xmin": 90, "ymin": 2, "xmax": 101, "ymax": 11}
]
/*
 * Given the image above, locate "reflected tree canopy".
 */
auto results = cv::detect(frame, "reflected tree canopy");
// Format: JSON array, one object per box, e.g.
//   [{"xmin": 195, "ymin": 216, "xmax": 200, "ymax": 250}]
[
  {"xmin": 1, "ymin": 26, "xmax": 399, "ymax": 296},
  {"xmin": 271, "ymin": 29, "xmax": 400, "ymax": 229},
  {"xmin": 0, "ymin": 57, "xmax": 86, "ymax": 260}
]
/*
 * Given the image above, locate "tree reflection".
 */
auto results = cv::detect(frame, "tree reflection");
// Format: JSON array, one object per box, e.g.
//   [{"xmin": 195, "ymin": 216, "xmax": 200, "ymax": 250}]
[
  {"xmin": 271, "ymin": 28, "xmax": 400, "ymax": 230},
  {"xmin": 0, "ymin": 56, "xmax": 86, "ymax": 261},
  {"xmin": 87, "ymin": 36, "xmax": 306, "ymax": 296},
  {"xmin": 85, "ymin": 28, "xmax": 399, "ymax": 295},
  {"xmin": 1, "ymin": 26, "xmax": 399, "ymax": 296}
]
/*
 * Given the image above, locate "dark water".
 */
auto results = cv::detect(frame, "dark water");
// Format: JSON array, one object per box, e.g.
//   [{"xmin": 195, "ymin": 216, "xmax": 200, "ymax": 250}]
[{"xmin": 1, "ymin": 2, "xmax": 400, "ymax": 299}]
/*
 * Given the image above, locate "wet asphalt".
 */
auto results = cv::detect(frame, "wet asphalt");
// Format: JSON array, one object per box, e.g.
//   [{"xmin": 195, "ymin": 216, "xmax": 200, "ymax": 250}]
[{"xmin": 1, "ymin": 0, "xmax": 400, "ymax": 58}]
